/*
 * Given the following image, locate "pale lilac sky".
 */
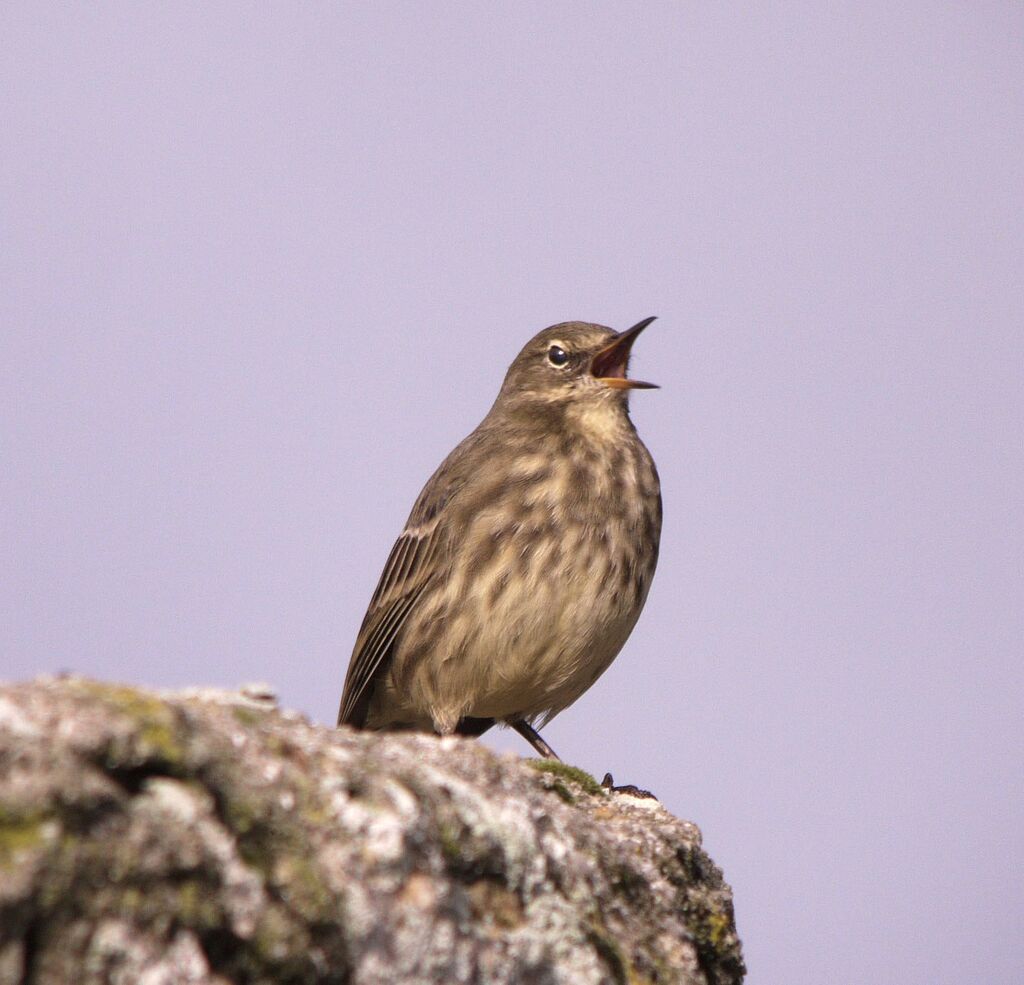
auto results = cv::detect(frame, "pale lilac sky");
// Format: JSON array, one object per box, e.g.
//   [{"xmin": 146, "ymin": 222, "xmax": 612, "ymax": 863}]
[{"xmin": 2, "ymin": 4, "xmax": 1022, "ymax": 982}]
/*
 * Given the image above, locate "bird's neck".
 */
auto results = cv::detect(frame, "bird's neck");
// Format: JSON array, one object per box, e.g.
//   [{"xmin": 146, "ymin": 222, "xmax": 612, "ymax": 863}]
[
  {"xmin": 564, "ymin": 395, "xmax": 635, "ymax": 445},
  {"xmin": 490, "ymin": 392, "xmax": 635, "ymax": 448}
]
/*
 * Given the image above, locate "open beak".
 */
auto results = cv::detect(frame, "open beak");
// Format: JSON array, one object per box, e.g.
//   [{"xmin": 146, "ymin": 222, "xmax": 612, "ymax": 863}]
[{"xmin": 591, "ymin": 316, "xmax": 659, "ymax": 390}]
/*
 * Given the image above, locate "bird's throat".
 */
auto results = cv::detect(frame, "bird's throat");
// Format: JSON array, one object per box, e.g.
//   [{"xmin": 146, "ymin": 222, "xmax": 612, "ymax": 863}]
[{"xmin": 566, "ymin": 395, "xmax": 633, "ymax": 443}]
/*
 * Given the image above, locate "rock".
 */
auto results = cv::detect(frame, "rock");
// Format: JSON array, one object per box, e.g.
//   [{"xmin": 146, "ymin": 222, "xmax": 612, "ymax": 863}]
[{"xmin": 0, "ymin": 676, "xmax": 745, "ymax": 984}]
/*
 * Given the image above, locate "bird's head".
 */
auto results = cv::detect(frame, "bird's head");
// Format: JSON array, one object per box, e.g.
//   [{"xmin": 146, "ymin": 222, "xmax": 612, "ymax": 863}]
[{"xmin": 496, "ymin": 318, "xmax": 658, "ymax": 416}]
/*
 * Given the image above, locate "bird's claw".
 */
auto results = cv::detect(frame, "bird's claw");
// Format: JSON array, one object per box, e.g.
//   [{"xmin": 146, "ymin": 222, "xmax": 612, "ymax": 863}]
[{"xmin": 600, "ymin": 772, "xmax": 658, "ymax": 800}]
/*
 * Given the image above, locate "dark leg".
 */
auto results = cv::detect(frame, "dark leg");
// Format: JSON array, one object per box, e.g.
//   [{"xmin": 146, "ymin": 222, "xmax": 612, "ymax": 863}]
[
  {"xmin": 455, "ymin": 716, "xmax": 496, "ymax": 738},
  {"xmin": 511, "ymin": 719, "xmax": 561, "ymax": 760}
]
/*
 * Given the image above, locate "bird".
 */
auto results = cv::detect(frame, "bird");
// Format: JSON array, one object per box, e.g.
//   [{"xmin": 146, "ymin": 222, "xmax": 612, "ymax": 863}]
[{"xmin": 338, "ymin": 317, "xmax": 661, "ymax": 762}]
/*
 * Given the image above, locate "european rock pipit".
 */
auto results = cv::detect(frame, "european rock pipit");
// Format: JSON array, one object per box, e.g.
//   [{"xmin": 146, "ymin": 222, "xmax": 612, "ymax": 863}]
[{"xmin": 339, "ymin": 318, "xmax": 661, "ymax": 761}]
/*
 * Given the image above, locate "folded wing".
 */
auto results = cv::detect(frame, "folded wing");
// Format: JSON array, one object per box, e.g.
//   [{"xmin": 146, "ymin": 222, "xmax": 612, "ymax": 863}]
[{"xmin": 337, "ymin": 523, "xmax": 441, "ymax": 727}]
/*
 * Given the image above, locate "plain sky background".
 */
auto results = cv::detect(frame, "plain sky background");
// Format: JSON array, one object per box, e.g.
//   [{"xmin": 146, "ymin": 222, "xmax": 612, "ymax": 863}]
[{"xmin": 3, "ymin": 3, "xmax": 1022, "ymax": 982}]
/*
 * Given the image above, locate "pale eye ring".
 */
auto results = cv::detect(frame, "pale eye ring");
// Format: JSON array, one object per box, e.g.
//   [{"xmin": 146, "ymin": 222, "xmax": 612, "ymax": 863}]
[{"xmin": 547, "ymin": 345, "xmax": 569, "ymax": 367}]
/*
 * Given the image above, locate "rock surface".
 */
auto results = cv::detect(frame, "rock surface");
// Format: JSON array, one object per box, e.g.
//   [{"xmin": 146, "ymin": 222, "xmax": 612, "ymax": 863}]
[{"xmin": 0, "ymin": 676, "xmax": 744, "ymax": 984}]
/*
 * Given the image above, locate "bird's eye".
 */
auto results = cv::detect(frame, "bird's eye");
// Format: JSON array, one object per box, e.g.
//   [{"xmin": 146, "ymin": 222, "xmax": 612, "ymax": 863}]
[{"xmin": 547, "ymin": 345, "xmax": 569, "ymax": 367}]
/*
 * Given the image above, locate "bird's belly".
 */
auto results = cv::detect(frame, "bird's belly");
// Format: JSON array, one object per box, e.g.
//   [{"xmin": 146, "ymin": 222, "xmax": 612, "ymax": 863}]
[
  {"xmin": 393, "ymin": 521, "xmax": 653, "ymax": 731},
  {"xmin": 370, "ymin": 432, "xmax": 661, "ymax": 736},
  {"xmin": 475, "ymin": 573, "xmax": 633, "ymax": 714}
]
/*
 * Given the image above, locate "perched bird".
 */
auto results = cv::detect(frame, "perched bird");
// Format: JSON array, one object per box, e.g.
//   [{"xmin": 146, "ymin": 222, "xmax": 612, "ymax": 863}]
[{"xmin": 338, "ymin": 318, "xmax": 661, "ymax": 761}]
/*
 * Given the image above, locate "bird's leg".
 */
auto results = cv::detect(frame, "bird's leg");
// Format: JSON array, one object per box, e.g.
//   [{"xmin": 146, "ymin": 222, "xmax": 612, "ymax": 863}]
[
  {"xmin": 511, "ymin": 719, "xmax": 561, "ymax": 760},
  {"xmin": 454, "ymin": 716, "xmax": 496, "ymax": 738}
]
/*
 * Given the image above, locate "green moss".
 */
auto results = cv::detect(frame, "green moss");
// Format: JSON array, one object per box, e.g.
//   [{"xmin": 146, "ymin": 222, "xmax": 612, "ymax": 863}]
[
  {"xmin": 175, "ymin": 879, "xmax": 223, "ymax": 927},
  {"xmin": 286, "ymin": 773, "xmax": 332, "ymax": 829},
  {"xmin": 680, "ymin": 888, "xmax": 745, "ymax": 982},
  {"xmin": 673, "ymin": 844, "xmax": 699, "ymax": 881},
  {"xmin": 549, "ymin": 781, "xmax": 576, "ymax": 804},
  {"xmin": 467, "ymin": 879, "xmax": 524, "ymax": 929},
  {"xmin": 221, "ymin": 791, "xmax": 261, "ymax": 837},
  {"xmin": 118, "ymin": 886, "xmax": 144, "ymax": 913},
  {"xmin": 436, "ymin": 816, "xmax": 466, "ymax": 863},
  {"xmin": 233, "ymin": 822, "xmax": 278, "ymax": 875},
  {"xmin": 85, "ymin": 880, "xmax": 222, "ymax": 931},
  {"xmin": 705, "ymin": 910, "xmax": 730, "ymax": 948},
  {"xmin": 231, "ymin": 706, "xmax": 263, "ymax": 726},
  {"xmin": 609, "ymin": 863, "xmax": 649, "ymax": 905},
  {"xmin": 586, "ymin": 921, "xmax": 631, "ymax": 984},
  {"xmin": 687, "ymin": 900, "xmax": 733, "ymax": 950},
  {"xmin": 216, "ymin": 784, "xmax": 326, "ymax": 896},
  {"xmin": 274, "ymin": 854, "xmax": 333, "ymax": 921},
  {"xmin": 35, "ymin": 831, "xmax": 80, "ymax": 908},
  {"xmin": 262, "ymin": 733, "xmax": 292, "ymax": 757},
  {"xmin": 0, "ymin": 807, "xmax": 47, "ymax": 866},
  {"xmin": 526, "ymin": 760, "xmax": 606, "ymax": 797},
  {"xmin": 77, "ymin": 681, "xmax": 185, "ymax": 768},
  {"xmin": 251, "ymin": 906, "xmax": 309, "ymax": 963}
]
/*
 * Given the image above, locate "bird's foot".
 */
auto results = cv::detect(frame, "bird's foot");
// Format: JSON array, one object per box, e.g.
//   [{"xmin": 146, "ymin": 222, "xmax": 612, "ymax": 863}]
[{"xmin": 601, "ymin": 772, "xmax": 658, "ymax": 800}]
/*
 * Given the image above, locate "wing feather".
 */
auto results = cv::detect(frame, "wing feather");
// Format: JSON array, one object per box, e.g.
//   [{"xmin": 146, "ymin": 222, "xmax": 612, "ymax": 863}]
[
  {"xmin": 338, "ymin": 422, "xmax": 499, "ymax": 729},
  {"xmin": 337, "ymin": 524, "xmax": 441, "ymax": 726}
]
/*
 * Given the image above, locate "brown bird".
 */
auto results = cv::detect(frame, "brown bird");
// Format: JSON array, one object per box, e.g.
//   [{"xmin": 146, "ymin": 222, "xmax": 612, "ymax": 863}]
[{"xmin": 338, "ymin": 318, "xmax": 661, "ymax": 761}]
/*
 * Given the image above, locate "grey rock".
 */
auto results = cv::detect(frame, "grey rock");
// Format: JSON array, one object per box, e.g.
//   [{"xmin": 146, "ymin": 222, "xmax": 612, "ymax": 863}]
[{"xmin": 0, "ymin": 676, "xmax": 745, "ymax": 984}]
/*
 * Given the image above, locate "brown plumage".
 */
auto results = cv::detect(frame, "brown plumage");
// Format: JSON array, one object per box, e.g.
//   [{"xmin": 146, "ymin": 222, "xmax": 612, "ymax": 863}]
[{"xmin": 338, "ymin": 318, "xmax": 662, "ymax": 760}]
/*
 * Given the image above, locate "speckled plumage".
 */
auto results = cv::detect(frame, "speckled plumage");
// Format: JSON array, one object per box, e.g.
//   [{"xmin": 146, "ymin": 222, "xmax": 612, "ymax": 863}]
[{"xmin": 339, "ymin": 320, "xmax": 661, "ymax": 758}]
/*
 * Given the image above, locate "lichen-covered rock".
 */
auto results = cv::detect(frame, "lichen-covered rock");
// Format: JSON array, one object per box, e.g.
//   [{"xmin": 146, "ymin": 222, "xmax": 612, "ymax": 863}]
[{"xmin": 0, "ymin": 676, "xmax": 744, "ymax": 985}]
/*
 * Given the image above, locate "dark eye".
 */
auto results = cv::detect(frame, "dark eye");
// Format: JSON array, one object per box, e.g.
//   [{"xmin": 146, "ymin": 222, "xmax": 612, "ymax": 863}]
[{"xmin": 547, "ymin": 345, "xmax": 569, "ymax": 367}]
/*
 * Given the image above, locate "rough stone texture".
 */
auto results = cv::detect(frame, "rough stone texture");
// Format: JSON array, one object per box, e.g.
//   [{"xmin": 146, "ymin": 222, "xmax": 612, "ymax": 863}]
[{"xmin": 0, "ymin": 676, "xmax": 744, "ymax": 985}]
